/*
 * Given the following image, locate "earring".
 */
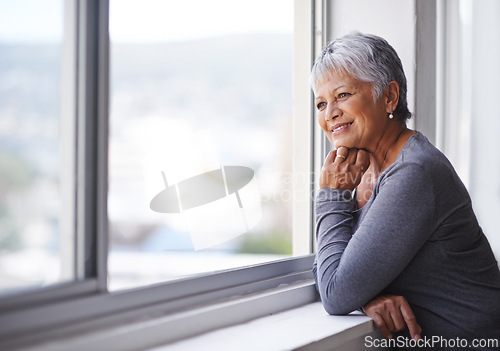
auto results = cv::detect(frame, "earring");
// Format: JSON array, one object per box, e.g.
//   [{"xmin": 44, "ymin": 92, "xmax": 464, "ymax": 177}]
[{"xmin": 389, "ymin": 110, "xmax": 394, "ymax": 119}]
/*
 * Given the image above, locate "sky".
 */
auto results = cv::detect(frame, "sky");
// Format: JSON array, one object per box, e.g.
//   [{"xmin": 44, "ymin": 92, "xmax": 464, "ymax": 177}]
[
  {"xmin": 110, "ymin": 0, "xmax": 293, "ymax": 43},
  {"xmin": 0, "ymin": 0, "xmax": 63, "ymax": 43},
  {"xmin": 0, "ymin": 0, "xmax": 293, "ymax": 44}
]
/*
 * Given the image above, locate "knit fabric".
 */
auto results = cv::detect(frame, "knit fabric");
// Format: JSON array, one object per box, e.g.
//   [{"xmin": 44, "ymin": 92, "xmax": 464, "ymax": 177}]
[{"xmin": 314, "ymin": 132, "xmax": 500, "ymax": 342}]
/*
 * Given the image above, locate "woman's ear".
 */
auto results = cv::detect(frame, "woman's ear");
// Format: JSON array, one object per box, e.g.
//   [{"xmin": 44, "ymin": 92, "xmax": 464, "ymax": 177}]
[{"xmin": 385, "ymin": 81, "xmax": 400, "ymax": 113}]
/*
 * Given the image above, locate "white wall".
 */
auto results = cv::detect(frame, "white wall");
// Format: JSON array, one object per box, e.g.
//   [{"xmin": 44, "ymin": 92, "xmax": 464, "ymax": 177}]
[{"xmin": 467, "ymin": 0, "xmax": 500, "ymax": 260}]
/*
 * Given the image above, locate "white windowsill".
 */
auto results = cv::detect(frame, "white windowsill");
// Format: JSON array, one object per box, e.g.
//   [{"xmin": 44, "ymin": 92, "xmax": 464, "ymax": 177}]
[
  {"xmin": 17, "ymin": 279, "xmax": 381, "ymax": 351},
  {"xmin": 151, "ymin": 302, "xmax": 379, "ymax": 351}
]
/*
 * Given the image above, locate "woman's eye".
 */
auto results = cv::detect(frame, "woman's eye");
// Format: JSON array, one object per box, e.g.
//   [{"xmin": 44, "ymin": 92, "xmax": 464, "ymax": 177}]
[
  {"xmin": 338, "ymin": 92, "xmax": 350, "ymax": 99},
  {"xmin": 316, "ymin": 102, "xmax": 326, "ymax": 110}
]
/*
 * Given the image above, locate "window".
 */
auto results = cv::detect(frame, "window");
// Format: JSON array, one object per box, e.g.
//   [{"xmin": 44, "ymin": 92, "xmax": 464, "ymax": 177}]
[
  {"xmin": 0, "ymin": 0, "xmax": 74, "ymax": 296},
  {"xmin": 435, "ymin": 0, "xmax": 500, "ymax": 261},
  {"xmin": 108, "ymin": 0, "xmax": 298, "ymax": 291},
  {"xmin": 0, "ymin": 1, "xmax": 316, "ymax": 349}
]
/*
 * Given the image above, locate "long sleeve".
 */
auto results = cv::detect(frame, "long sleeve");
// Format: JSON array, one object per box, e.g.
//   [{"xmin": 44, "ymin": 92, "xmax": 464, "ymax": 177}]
[{"xmin": 315, "ymin": 162, "xmax": 435, "ymax": 315}]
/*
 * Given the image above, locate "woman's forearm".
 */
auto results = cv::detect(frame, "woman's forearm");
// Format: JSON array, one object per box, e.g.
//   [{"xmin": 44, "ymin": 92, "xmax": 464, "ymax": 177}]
[{"xmin": 315, "ymin": 162, "xmax": 435, "ymax": 314}]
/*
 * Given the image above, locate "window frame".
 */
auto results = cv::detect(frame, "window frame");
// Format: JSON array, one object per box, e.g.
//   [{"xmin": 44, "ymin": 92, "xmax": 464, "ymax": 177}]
[
  {"xmin": 0, "ymin": 0, "xmax": 319, "ymax": 349},
  {"xmin": 0, "ymin": 0, "xmax": 107, "ymax": 307},
  {"xmin": 75, "ymin": 0, "xmax": 109, "ymax": 288},
  {"xmin": 0, "ymin": 256, "xmax": 315, "ymax": 349}
]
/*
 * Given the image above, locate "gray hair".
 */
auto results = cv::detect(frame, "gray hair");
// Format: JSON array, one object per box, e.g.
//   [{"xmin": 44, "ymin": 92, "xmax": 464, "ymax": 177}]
[{"xmin": 311, "ymin": 32, "xmax": 412, "ymax": 122}]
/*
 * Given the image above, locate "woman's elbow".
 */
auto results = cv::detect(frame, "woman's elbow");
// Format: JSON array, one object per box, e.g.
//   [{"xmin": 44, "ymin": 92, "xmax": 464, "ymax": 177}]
[
  {"xmin": 322, "ymin": 300, "xmax": 352, "ymax": 315},
  {"xmin": 317, "ymin": 274, "xmax": 356, "ymax": 314},
  {"xmin": 319, "ymin": 289, "xmax": 353, "ymax": 315}
]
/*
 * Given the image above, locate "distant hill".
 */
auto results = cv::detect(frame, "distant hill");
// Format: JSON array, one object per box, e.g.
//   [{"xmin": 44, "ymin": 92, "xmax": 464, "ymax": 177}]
[
  {"xmin": 112, "ymin": 33, "xmax": 292, "ymax": 85},
  {"xmin": 110, "ymin": 33, "xmax": 293, "ymax": 125},
  {"xmin": 0, "ymin": 33, "xmax": 293, "ymax": 172}
]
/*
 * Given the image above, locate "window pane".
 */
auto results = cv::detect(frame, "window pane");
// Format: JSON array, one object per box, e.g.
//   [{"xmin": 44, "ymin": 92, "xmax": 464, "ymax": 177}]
[
  {"xmin": 108, "ymin": 0, "xmax": 294, "ymax": 290},
  {"xmin": 0, "ymin": 0, "xmax": 73, "ymax": 296},
  {"xmin": 443, "ymin": 0, "xmax": 500, "ymax": 262}
]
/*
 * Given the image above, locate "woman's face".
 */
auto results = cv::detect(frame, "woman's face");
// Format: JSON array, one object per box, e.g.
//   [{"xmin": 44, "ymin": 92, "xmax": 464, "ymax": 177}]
[{"xmin": 314, "ymin": 72, "xmax": 388, "ymax": 150}]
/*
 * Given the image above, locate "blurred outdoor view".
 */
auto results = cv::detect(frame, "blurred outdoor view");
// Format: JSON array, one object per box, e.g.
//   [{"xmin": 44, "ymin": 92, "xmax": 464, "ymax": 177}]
[
  {"xmin": 107, "ymin": 0, "xmax": 295, "ymax": 290},
  {"xmin": 0, "ymin": 0, "xmax": 296, "ymax": 294},
  {"xmin": 0, "ymin": 0, "xmax": 69, "ymax": 296}
]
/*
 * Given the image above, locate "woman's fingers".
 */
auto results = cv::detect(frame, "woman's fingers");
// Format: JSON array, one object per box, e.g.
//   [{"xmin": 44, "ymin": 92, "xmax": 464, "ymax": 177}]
[
  {"xmin": 389, "ymin": 306, "xmax": 407, "ymax": 331},
  {"xmin": 371, "ymin": 313, "xmax": 393, "ymax": 339},
  {"xmin": 355, "ymin": 149, "xmax": 370, "ymax": 172},
  {"xmin": 400, "ymin": 302, "xmax": 422, "ymax": 340},
  {"xmin": 334, "ymin": 146, "xmax": 349, "ymax": 163},
  {"xmin": 325, "ymin": 150, "xmax": 336, "ymax": 163},
  {"xmin": 320, "ymin": 147, "xmax": 369, "ymax": 189},
  {"xmin": 363, "ymin": 294, "xmax": 422, "ymax": 340}
]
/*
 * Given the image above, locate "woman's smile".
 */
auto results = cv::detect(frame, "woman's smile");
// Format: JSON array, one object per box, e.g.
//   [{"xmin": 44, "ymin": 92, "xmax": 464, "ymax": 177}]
[{"xmin": 331, "ymin": 122, "xmax": 353, "ymax": 136}]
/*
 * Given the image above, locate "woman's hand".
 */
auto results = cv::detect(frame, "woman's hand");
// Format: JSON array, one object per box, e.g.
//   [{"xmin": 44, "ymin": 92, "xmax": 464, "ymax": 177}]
[
  {"xmin": 320, "ymin": 146, "xmax": 370, "ymax": 190},
  {"xmin": 363, "ymin": 294, "xmax": 422, "ymax": 340}
]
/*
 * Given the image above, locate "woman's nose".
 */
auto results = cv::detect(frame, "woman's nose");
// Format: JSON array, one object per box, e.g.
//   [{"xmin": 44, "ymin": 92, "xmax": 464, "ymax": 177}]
[{"xmin": 325, "ymin": 104, "xmax": 340, "ymax": 121}]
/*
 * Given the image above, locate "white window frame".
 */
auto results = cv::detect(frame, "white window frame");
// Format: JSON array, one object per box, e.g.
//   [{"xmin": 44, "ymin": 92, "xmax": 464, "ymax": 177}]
[{"xmin": 0, "ymin": 1, "xmax": 319, "ymax": 349}]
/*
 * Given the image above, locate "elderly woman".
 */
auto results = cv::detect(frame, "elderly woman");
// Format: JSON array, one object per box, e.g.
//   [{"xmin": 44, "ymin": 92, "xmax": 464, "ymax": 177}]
[{"xmin": 312, "ymin": 32, "xmax": 500, "ymax": 346}]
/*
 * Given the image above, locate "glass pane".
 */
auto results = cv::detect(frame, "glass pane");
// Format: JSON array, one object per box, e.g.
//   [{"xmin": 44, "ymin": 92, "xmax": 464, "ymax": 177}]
[
  {"xmin": 108, "ymin": 0, "xmax": 294, "ymax": 290},
  {"xmin": 451, "ymin": 0, "xmax": 500, "ymax": 261},
  {"xmin": 0, "ymin": 0, "xmax": 73, "ymax": 296}
]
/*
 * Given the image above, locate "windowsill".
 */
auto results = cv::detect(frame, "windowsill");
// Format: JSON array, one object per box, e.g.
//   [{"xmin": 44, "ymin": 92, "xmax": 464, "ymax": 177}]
[
  {"xmin": 18, "ymin": 278, "xmax": 381, "ymax": 351},
  {"xmin": 152, "ymin": 302, "xmax": 378, "ymax": 351}
]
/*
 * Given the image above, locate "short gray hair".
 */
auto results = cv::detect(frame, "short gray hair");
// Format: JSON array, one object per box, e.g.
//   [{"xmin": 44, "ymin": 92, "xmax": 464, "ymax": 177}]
[{"xmin": 311, "ymin": 32, "xmax": 411, "ymax": 122}]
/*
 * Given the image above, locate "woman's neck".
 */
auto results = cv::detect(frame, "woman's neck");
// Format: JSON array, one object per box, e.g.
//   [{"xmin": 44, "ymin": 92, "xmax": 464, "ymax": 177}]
[
  {"xmin": 356, "ymin": 126, "xmax": 415, "ymax": 209},
  {"xmin": 369, "ymin": 124, "xmax": 413, "ymax": 174}
]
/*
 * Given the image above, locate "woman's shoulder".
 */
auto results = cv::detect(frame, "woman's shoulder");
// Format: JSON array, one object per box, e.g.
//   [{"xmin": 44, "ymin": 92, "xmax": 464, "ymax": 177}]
[
  {"xmin": 395, "ymin": 131, "xmax": 453, "ymax": 173},
  {"xmin": 400, "ymin": 131, "xmax": 445, "ymax": 162},
  {"xmin": 384, "ymin": 131, "xmax": 465, "ymax": 191}
]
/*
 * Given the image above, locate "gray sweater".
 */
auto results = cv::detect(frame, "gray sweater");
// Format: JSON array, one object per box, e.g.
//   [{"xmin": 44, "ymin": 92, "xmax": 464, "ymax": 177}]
[{"xmin": 314, "ymin": 132, "xmax": 500, "ymax": 342}]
